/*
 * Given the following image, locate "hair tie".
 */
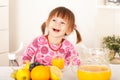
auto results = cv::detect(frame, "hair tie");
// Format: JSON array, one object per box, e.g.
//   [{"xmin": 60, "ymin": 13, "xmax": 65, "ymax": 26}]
[{"xmin": 74, "ymin": 24, "xmax": 77, "ymax": 30}]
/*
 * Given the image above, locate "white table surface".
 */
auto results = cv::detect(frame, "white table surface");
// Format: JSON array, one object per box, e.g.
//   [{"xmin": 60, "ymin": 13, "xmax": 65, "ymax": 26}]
[
  {"xmin": 0, "ymin": 64, "xmax": 120, "ymax": 80},
  {"xmin": 109, "ymin": 64, "xmax": 120, "ymax": 80}
]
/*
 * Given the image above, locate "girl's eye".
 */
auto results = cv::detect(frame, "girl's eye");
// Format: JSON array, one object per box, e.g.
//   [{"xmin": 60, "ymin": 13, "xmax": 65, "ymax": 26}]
[
  {"xmin": 52, "ymin": 19, "xmax": 56, "ymax": 22},
  {"xmin": 61, "ymin": 22, "xmax": 65, "ymax": 25}
]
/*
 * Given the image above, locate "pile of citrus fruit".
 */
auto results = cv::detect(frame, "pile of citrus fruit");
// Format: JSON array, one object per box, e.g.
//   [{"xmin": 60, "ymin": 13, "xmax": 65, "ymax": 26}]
[{"xmin": 10, "ymin": 62, "xmax": 62, "ymax": 80}]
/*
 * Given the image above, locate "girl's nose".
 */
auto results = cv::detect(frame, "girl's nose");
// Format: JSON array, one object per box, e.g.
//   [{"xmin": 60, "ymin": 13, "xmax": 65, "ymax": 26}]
[{"xmin": 55, "ymin": 22, "xmax": 61, "ymax": 27}]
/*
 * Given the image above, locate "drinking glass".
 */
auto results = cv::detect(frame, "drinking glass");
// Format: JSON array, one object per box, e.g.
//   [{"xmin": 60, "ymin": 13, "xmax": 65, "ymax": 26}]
[
  {"xmin": 51, "ymin": 56, "xmax": 64, "ymax": 70},
  {"xmin": 77, "ymin": 48, "xmax": 112, "ymax": 80}
]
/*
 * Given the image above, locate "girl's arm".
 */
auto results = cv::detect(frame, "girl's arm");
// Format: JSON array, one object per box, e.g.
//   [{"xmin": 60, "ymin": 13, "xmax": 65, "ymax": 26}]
[
  {"xmin": 22, "ymin": 38, "xmax": 38, "ymax": 64},
  {"xmin": 65, "ymin": 44, "xmax": 81, "ymax": 66}
]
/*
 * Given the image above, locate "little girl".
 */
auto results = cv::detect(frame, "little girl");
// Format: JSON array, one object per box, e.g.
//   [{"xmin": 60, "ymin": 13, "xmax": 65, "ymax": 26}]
[{"xmin": 22, "ymin": 6, "xmax": 82, "ymax": 66}]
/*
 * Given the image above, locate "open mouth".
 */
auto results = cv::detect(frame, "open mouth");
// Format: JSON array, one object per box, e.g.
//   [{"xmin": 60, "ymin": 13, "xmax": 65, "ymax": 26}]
[{"xmin": 53, "ymin": 28, "xmax": 60, "ymax": 32}]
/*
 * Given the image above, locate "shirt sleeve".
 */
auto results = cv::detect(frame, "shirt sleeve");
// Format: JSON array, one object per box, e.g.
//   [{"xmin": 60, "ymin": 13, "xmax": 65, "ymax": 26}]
[
  {"xmin": 65, "ymin": 42, "xmax": 81, "ymax": 66},
  {"xmin": 70, "ymin": 47, "xmax": 81, "ymax": 66},
  {"xmin": 22, "ymin": 37, "xmax": 38, "ymax": 63}
]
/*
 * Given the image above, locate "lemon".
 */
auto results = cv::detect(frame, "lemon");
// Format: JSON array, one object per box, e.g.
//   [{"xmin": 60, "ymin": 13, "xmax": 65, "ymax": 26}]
[
  {"xmin": 10, "ymin": 69, "xmax": 18, "ymax": 79},
  {"xmin": 16, "ymin": 68, "xmax": 30, "ymax": 80},
  {"xmin": 50, "ymin": 66, "xmax": 62, "ymax": 80}
]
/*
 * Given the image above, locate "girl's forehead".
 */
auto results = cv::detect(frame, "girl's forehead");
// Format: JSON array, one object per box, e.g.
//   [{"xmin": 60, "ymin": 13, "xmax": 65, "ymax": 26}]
[{"xmin": 51, "ymin": 15, "xmax": 69, "ymax": 22}]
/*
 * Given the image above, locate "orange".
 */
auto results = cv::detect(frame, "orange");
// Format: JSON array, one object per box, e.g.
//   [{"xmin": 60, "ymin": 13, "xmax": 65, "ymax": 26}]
[
  {"xmin": 52, "ymin": 57, "xmax": 64, "ymax": 69},
  {"xmin": 31, "ymin": 65, "xmax": 50, "ymax": 80},
  {"xmin": 77, "ymin": 65, "xmax": 112, "ymax": 80}
]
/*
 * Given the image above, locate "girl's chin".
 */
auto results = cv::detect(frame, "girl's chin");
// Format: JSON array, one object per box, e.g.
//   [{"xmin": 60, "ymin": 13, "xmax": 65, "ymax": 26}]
[{"xmin": 50, "ymin": 34, "xmax": 64, "ymax": 38}]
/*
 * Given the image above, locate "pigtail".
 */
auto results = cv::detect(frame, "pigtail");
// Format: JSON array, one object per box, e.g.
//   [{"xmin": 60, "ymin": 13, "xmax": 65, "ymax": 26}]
[
  {"xmin": 75, "ymin": 29, "xmax": 82, "ymax": 44},
  {"xmin": 41, "ymin": 22, "xmax": 46, "ymax": 35}
]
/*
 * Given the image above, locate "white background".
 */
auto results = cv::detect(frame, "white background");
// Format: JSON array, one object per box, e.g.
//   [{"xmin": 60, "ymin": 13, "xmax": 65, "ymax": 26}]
[{"xmin": 9, "ymin": 0, "xmax": 120, "ymax": 51}]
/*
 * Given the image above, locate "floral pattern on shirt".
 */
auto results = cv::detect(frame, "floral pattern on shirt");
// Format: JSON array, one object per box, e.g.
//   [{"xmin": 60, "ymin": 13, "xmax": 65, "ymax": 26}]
[{"xmin": 22, "ymin": 35, "xmax": 80, "ymax": 66}]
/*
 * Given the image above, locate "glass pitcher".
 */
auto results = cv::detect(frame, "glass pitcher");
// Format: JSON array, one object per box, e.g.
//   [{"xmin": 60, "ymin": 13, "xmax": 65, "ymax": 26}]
[{"xmin": 77, "ymin": 48, "xmax": 112, "ymax": 80}]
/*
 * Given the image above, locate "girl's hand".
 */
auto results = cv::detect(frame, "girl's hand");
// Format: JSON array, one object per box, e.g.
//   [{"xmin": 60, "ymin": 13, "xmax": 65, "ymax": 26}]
[
  {"xmin": 22, "ymin": 60, "xmax": 30, "ymax": 65},
  {"xmin": 22, "ymin": 60, "xmax": 31, "ymax": 69}
]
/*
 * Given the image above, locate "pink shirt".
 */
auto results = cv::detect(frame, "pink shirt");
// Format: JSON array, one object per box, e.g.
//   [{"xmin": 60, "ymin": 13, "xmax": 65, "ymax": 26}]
[{"xmin": 22, "ymin": 35, "xmax": 80, "ymax": 66}]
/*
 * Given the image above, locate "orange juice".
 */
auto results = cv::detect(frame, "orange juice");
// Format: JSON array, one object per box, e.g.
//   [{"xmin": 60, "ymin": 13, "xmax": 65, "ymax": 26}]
[
  {"xmin": 77, "ymin": 65, "xmax": 111, "ymax": 80},
  {"xmin": 52, "ymin": 57, "xmax": 64, "ymax": 69}
]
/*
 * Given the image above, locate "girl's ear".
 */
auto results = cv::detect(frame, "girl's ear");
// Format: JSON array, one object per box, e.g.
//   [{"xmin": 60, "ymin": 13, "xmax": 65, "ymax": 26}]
[{"xmin": 66, "ymin": 27, "xmax": 72, "ymax": 35}]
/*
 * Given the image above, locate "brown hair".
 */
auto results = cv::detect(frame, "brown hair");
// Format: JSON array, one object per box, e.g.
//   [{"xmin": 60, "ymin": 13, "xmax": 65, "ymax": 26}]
[{"xmin": 41, "ymin": 6, "xmax": 82, "ymax": 44}]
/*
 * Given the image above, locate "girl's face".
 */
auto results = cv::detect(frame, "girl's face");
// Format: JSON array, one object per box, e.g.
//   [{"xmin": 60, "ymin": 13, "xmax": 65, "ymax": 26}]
[{"xmin": 48, "ymin": 17, "xmax": 69, "ymax": 38}]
